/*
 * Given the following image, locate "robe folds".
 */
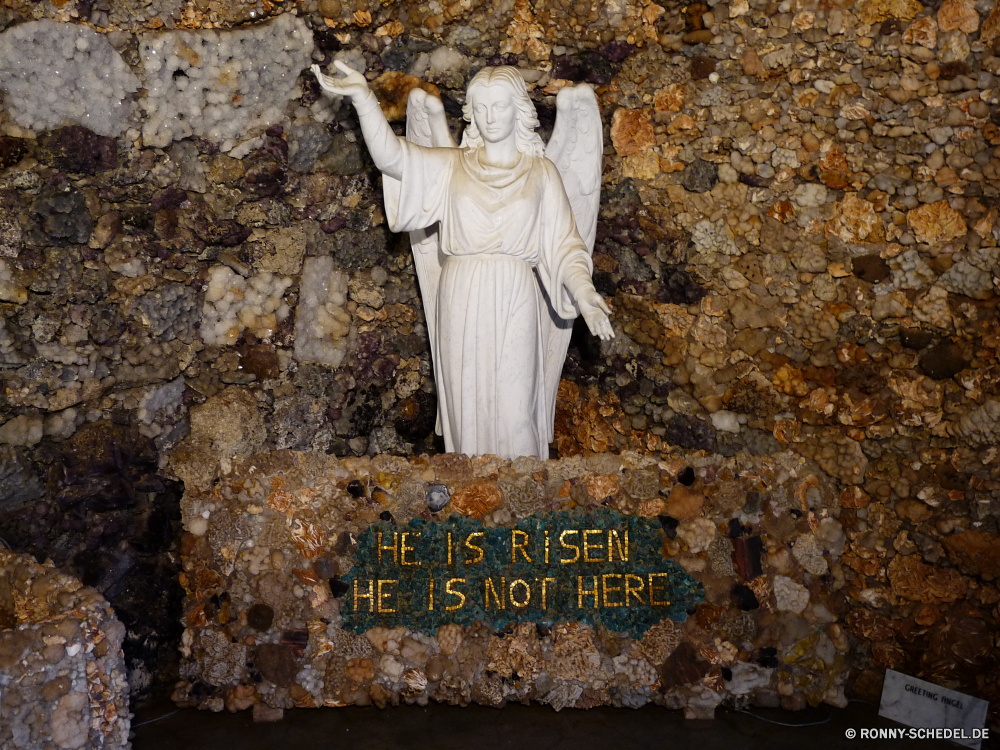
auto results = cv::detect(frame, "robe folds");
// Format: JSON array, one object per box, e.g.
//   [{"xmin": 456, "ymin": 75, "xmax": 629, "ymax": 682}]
[{"xmin": 383, "ymin": 143, "xmax": 594, "ymax": 460}]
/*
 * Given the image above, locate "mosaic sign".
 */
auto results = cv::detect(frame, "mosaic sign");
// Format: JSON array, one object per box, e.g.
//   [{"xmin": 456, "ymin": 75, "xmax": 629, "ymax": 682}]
[{"xmin": 341, "ymin": 510, "xmax": 704, "ymax": 637}]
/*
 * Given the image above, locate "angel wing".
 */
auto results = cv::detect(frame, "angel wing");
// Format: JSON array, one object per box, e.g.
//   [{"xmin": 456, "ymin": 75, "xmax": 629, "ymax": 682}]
[
  {"xmin": 541, "ymin": 84, "xmax": 603, "ymax": 440},
  {"xmin": 405, "ymin": 87, "xmax": 457, "ymax": 436}
]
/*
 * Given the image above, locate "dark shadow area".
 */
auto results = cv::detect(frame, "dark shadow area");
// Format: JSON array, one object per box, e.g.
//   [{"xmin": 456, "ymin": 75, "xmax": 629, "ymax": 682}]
[
  {"xmin": 133, "ymin": 699, "xmax": 993, "ymax": 750},
  {"xmin": 0, "ymin": 421, "xmax": 184, "ymax": 703}
]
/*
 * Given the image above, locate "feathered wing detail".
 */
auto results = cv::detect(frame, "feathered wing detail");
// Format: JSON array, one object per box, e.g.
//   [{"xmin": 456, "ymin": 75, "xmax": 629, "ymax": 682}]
[
  {"xmin": 405, "ymin": 87, "xmax": 457, "ymax": 435},
  {"xmin": 541, "ymin": 84, "xmax": 603, "ymax": 440}
]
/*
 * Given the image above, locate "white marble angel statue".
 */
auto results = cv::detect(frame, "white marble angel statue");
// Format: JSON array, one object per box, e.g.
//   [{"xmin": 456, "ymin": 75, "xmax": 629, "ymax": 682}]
[{"xmin": 312, "ymin": 61, "xmax": 611, "ymax": 460}]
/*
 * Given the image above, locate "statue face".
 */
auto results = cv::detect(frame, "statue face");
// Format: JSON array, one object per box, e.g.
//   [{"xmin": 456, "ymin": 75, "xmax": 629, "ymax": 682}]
[{"xmin": 471, "ymin": 84, "xmax": 517, "ymax": 144}]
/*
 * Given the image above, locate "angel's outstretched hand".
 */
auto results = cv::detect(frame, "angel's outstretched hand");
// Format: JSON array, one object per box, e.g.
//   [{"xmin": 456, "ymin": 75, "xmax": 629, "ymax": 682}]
[
  {"xmin": 578, "ymin": 289, "xmax": 614, "ymax": 341},
  {"xmin": 312, "ymin": 61, "xmax": 369, "ymax": 104}
]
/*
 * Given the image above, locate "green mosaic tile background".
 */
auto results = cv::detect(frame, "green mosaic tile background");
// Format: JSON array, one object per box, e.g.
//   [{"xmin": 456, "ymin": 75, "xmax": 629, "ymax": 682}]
[{"xmin": 341, "ymin": 510, "xmax": 705, "ymax": 636}]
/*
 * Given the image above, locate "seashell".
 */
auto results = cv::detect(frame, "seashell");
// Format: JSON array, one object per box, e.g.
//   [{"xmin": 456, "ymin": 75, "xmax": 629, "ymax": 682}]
[
  {"xmin": 426, "ymin": 483, "xmax": 451, "ymax": 512},
  {"xmin": 403, "ymin": 668, "xmax": 427, "ymax": 692}
]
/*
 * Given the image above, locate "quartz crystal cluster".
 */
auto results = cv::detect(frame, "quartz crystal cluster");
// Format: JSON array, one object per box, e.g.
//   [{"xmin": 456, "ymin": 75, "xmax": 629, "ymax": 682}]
[
  {"xmin": 0, "ymin": 21, "xmax": 139, "ymax": 137},
  {"xmin": 139, "ymin": 13, "xmax": 313, "ymax": 150},
  {"xmin": 294, "ymin": 256, "xmax": 353, "ymax": 367}
]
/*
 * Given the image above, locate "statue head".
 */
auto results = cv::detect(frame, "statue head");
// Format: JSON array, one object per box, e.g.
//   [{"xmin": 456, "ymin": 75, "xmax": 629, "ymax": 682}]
[{"xmin": 461, "ymin": 66, "xmax": 545, "ymax": 157}]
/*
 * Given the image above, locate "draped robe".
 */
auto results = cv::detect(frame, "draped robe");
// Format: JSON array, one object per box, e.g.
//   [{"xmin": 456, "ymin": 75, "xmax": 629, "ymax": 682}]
[{"xmin": 383, "ymin": 144, "xmax": 594, "ymax": 460}]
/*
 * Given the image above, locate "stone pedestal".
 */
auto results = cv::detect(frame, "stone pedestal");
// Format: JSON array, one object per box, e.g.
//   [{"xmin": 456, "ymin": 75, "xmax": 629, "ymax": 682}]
[
  {"xmin": 0, "ymin": 550, "xmax": 131, "ymax": 750},
  {"xmin": 173, "ymin": 449, "xmax": 850, "ymax": 717}
]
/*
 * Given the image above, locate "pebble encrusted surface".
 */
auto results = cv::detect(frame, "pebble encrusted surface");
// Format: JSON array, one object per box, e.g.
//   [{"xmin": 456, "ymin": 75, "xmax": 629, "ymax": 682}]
[
  {"xmin": 0, "ymin": 550, "xmax": 131, "ymax": 750},
  {"xmin": 0, "ymin": 0, "xmax": 997, "ymax": 724},
  {"xmin": 174, "ymin": 450, "xmax": 845, "ymax": 716}
]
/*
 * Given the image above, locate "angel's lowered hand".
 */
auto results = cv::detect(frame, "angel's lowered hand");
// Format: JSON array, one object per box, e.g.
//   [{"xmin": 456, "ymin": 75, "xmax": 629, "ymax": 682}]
[
  {"xmin": 578, "ymin": 289, "xmax": 615, "ymax": 342},
  {"xmin": 312, "ymin": 61, "xmax": 369, "ymax": 103}
]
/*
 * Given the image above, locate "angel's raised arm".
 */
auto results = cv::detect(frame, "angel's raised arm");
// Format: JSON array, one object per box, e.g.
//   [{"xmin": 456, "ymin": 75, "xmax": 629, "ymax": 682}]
[{"xmin": 312, "ymin": 62, "xmax": 404, "ymax": 181}]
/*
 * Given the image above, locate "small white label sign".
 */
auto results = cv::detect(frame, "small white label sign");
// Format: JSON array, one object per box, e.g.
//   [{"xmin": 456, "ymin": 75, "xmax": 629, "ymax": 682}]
[{"xmin": 879, "ymin": 669, "xmax": 990, "ymax": 749}]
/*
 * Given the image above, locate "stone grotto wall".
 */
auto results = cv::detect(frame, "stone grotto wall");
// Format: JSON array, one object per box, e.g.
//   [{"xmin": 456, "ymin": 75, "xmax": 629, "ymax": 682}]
[{"xmin": 0, "ymin": 0, "xmax": 999, "ymax": 725}]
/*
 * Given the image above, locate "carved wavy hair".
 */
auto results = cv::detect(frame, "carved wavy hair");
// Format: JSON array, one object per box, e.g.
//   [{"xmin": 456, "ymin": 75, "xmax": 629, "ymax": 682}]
[{"xmin": 460, "ymin": 66, "xmax": 545, "ymax": 157}]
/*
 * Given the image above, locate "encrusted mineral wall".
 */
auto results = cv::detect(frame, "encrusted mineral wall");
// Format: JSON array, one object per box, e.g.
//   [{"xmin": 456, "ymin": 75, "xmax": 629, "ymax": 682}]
[
  {"xmin": 0, "ymin": 550, "xmax": 131, "ymax": 750},
  {"xmin": 0, "ymin": 0, "xmax": 999, "ymax": 725}
]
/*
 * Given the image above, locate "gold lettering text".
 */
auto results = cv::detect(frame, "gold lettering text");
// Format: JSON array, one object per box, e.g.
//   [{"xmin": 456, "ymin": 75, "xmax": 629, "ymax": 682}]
[
  {"xmin": 602, "ymin": 574, "xmax": 623, "ymax": 608},
  {"xmin": 544, "ymin": 531, "xmax": 550, "ymax": 564},
  {"xmin": 353, "ymin": 579, "xmax": 374, "ymax": 612},
  {"xmin": 401, "ymin": 532, "xmax": 422, "ymax": 566},
  {"xmin": 447, "ymin": 532, "xmax": 453, "ymax": 566},
  {"xmin": 428, "ymin": 577, "xmax": 434, "ymax": 610},
  {"xmin": 377, "ymin": 579, "xmax": 398, "ymax": 613},
  {"xmin": 464, "ymin": 532, "xmax": 485, "ymax": 564},
  {"xmin": 648, "ymin": 573, "xmax": 670, "ymax": 606},
  {"xmin": 608, "ymin": 530, "xmax": 629, "ymax": 562},
  {"xmin": 583, "ymin": 530, "xmax": 604, "ymax": 562},
  {"xmin": 509, "ymin": 579, "xmax": 531, "ymax": 608},
  {"xmin": 540, "ymin": 577, "xmax": 555, "ymax": 609},
  {"xmin": 560, "ymin": 530, "xmax": 580, "ymax": 564},
  {"xmin": 511, "ymin": 530, "xmax": 532, "ymax": 563},
  {"xmin": 625, "ymin": 574, "xmax": 645, "ymax": 606},
  {"xmin": 485, "ymin": 577, "xmax": 505, "ymax": 609},
  {"xmin": 445, "ymin": 578, "xmax": 467, "ymax": 611},
  {"xmin": 378, "ymin": 532, "xmax": 398, "ymax": 565},
  {"xmin": 577, "ymin": 575, "xmax": 599, "ymax": 608}
]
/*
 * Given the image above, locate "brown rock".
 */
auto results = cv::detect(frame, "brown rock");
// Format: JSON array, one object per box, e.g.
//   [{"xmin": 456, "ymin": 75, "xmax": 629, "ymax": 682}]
[
  {"xmin": 370, "ymin": 73, "xmax": 442, "ymax": 122},
  {"xmin": 851, "ymin": 670, "xmax": 885, "ymax": 703},
  {"xmin": 345, "ymin": 657, "xmax": 375, "ymax": 683},
  {"xmin": 369, "ymin": 682, "xmax": 398, "ymax": 708},
  {"xmin": 903, "ymin": 16, "xmax": 938, "ymax": 47},
  {"xmin": 318, "ymin": 0, "xmax": 342, "ymax": 18},
  {"xmin": 690, "ymin": 55, "xmax": 715, "ymax": 80},
  {"xmin": 871, "ymin": 639, "xmax": 907, "ymax": 669},
  {"xmin": 683, "ymin": 29, "xmax": 714, "ymax": 44},
  {"xmin": 840, "ymin": 486, "xmax": 871, "ymax": 509},
  {"xmin": 937, "ymin": 0, "xmax": 979, "ymax": 32},
  {"xmin": 451, "ymin": 482, "xmax": 502, "ymax": 518},
  {"xmin": 246, "ymin": 603, "xmax": 274, "ymax": 632},
  {"xmin": 896, "ymin": 498, "xmax": 933, "ymax": 524},
  {"xmin": 622, "ymin": 151, "xmax": 660, "ymax": 181},
  {"xmin": 888, "ymin": 554, "xmax": 966, "ymax": 604},
  {"xmin": 255, "ymin": 643, "xmax": 299, "ymax": 687},
  {"xmin": 844, "ymin": 609, "xmax": 895, "ymax": 641},
  {"xmin": 653, "ymin": 84, "xmax": 686, "ymax": 112},
  {"xmin": 914, "ymin": 604, "xmax": 940, "ymax": 626},
  {"xmin": 40, "ymin": 675, "xmax": 72, "ymax": 702},
  {"xmin": 857, "ymin": 0, "xmax": 924, "ymax": 23},
  {"xmin": 851, "ymin": 254, "xmax": 890, "ymax": 283},
  {"xmin": 252, "ymin": 704, "xmax": 284, "ymax": 722},
  {"xmin": 241, "ymin": 345, "xmax": 280, "ymax": 380},
  {"xmin": 732, "ymin": 536, "xmax": 764, "ymax": 580},
  {"xmin": 983, "ymin": 0, "xmax": 1000, "ymax": 43},
  {"xmin": 943, "ymin": 530, "xmax": 1000, "ymax": 580},
  {"xmin": 818, "ymin": 146, "xmax": 855, "ymax": 189},
  {"xmin": 664, "ymin": 485, "xmax": 704, "ymax": 519},
  {"xmin": 907, "ymin": 201, "xmax": 967, "ymax": 244},
  {"xmin": 826, "ymin": 194, "xmax": 884, "ymax": 243},
  {"xmin": 659, "ymin": 641, "xmax": 711, "ymax": 689},
  {"xmin": 224, "ymin": 684, "xmax": 259, "ymax": 712},
  {"xmin": 610, "ymin": 109, "xmax": 656, "ymax": 157},
  {"xmin": 425, "ymin": 654, "xmax": 447, "ymax": 682},
  {"xmin": 741, "ymin": 49, "xmax": 765, "ymax": 77}
]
